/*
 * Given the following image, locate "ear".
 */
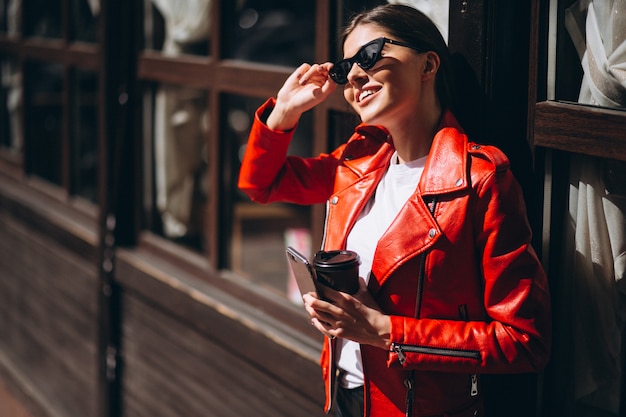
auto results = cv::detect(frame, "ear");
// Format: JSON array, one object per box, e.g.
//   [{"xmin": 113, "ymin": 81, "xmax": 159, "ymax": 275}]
[{"xmin": 421, "ymin": 51, "xmax": 440, "ymax": 80}]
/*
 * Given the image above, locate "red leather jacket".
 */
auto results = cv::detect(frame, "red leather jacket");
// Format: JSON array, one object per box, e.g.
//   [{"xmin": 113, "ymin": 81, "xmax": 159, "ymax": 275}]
[{"xmin": 239, "ymin": 99, "xmax": 551, "ymax": 417}]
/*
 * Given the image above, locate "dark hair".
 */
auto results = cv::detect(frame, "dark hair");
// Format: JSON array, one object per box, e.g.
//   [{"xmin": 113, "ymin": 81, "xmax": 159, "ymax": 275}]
[{"xmin": 341, "ymin": 4, "xmax": 454, "ymax": 112}]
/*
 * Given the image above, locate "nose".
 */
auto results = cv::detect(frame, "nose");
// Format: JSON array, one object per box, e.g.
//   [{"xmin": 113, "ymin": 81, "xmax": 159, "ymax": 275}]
[{"xmin": 346, "ymin": 62, "xmax": 368, "ymax": 85}]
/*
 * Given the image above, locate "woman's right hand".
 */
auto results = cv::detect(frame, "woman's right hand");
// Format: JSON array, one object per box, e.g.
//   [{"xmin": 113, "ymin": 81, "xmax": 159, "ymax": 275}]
[{"xmin": 267, "ymin": 62, "xmax": 337, "ymax": 131}]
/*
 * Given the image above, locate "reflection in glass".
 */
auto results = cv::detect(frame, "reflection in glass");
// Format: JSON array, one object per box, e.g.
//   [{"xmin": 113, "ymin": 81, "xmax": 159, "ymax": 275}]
[
  {"xmin": 226, "ymin": 94, "xmax": 312, "ymax": 299},
  {"xmin": 72, "ymin": 0, "xmax": 100, "ymax": 42},
  {"xmin": 548, "ymin": 3, "xmax": 626, "ymax": 415},
  {"xmin": 0, "ymin": 0, "xmax": 21, "ymax": 34},
  {"xmin": 554, "ymin": 0, "xmax": 626, "ymax": 109},
  {"xmin": 71, "ymin": 70, "xmax": 98, "ymax": 202},
  {"xmin": 564, "ymin": 0, "xmax": 626, "ymax": 109},
  {"xmin": 329, "ymin": 110, "xmax": 360, "ymax": 151},
  {"xmin": 0, "ymin": 56, "xmax": 22, "ymax": 153},
  {"xmin": 145, "ymin": 83, "xmax": 208, "ymax": 248},
  {"xmin": 0, "ymin": 0, "xmax": 5, "ymax": 32},
  {"xmin": 24, "ymin": 0, "xmax": 62, "ymax": 38},
  {"xmin": 145, "ymin": 0, "xmax": 210, "ymax": 56},
  {"xmin": 222, "ymin": 1, "xmax": 315, "ymax": 67},
  {"xmin": 331, "ymin": 1, "xmax": 448, "ymax": 62},
  {"xmin": 25, "ymin": 61, "xmax": 63, "ymax": 184}
]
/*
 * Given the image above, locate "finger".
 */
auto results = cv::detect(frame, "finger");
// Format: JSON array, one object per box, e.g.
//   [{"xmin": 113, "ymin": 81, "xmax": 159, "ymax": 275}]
[
  {"xmin": 299, "ymin": 63, "xmax": 331, "ymax": 85},
  {"xmin": 311, "ymin": 318, "xmax": 336, "ymax": 339},
  {"xmin": 305, "ymin": 301, "xmax": 338, "ymax": 326},
  {"xmin": 288, "ymin": 63, "xmax": 311, "ymax": 85}
]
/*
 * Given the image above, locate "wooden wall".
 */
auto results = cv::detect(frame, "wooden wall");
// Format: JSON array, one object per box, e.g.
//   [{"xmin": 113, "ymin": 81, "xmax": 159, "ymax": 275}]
[
  {"xmin": 0, "ymin": 174, "xmax": 326, "ymax": 417},
  {"xmin": 0, "ymin": 185, "xmax": 99, "ymax": 417}
]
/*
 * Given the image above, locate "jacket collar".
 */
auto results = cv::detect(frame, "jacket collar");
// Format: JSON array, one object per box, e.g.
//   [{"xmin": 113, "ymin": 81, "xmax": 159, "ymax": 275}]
[
  {"xmin": 348, "ymin": 110, "xmax": 469, "ymax": 196},
  {"xmin": 343, "ymin": 111, "xmax": 470, "ymax": 285},
  {"xmin": 419, "ymin": 112, "xmax": 469, "ymax": 196}
]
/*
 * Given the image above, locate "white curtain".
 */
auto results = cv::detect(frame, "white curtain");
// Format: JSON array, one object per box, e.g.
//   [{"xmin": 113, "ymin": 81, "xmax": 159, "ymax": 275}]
[
  {"xmin": 1, "ymin": 0, "xmax": 23, "ymax": 152},
  {"xmin": 150, "ymin": 0, "xmax": 211, "ymax": 238},
  {"xmin": 564, "ymin": 1, "xmax": 626, "ymax": 414}
]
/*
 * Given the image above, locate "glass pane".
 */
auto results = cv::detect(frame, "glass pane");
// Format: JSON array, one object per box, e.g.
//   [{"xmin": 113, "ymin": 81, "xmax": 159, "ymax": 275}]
[
  {"xmin": 0, "ymin": 56, "xmax": 22, "ymax": 154},
  {"xmin": 24, "ymin": 0, "xmax": 62, "ymax": 38},
  {"xmin": 71, "ymin": 70, "xmax": 98, "ymax": 202},
  {"xmin": 330, "ymin": 1, "xmax": 449, "ymax": 60},
  {"xmin": 330, "ymin": 0, "xmax": 386, "ymax": 59},
  {"xmin": 144, "ymin": 0, "xmax": 210, "ymax": 56},
  {"xmin": 222, "ymin": 0, "xmax": 315, "ymax": 67},
  {"xmin": 72, "ymin": 0, "xmax": 100, "ymax": 42},
  {"xmin": 0, "ymin": 0, "xmax": 20, "ymax": 34},
  {"xmin": 227, "ymin": 94, "xmax": 313, "ymax": 301},
  {"xmin": 0, "ymin": 0, "xmax": 5, "ymax": 32},
  {"xmin": 329, "ymin": 110, "xmax": 360, "ymax": 151},
  {"xmin": 553, "ymin": 0, "xmax": 626, "ymax": 110},
  {"xmin": 144, "ymin": 83, "xmax": 208, "ymax": 249},
  {"xmin": 24, "ymin": 61, "xmax": 63, "ymax": 184}
]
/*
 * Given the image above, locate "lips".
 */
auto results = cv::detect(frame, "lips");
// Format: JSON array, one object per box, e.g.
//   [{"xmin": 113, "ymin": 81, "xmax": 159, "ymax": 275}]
[{"xmin": 357, "ymin": 87, "xmax": 380, "ymax": 103}]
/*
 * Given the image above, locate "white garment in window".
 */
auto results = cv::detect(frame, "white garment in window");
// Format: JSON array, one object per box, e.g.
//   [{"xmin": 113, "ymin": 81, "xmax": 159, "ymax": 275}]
[{"xmin": 564, "ymin": 1, "xmax": 626, "ymax": 414}]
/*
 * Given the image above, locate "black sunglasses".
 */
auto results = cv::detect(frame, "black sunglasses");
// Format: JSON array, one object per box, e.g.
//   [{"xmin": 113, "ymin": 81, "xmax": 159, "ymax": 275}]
[{"xmin": 329, "ymin": 37, "xmax": 424, "ymax": 84}]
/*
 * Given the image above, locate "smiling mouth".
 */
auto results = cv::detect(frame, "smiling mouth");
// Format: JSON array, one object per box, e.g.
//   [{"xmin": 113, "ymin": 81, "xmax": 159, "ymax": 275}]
[{"xmin": 358, "ymin": 88, "xmax": 379, "ymax": 102}]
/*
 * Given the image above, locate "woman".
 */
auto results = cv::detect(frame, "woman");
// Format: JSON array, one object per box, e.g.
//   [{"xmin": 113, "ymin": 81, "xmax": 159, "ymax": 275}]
[{"xmin": 238, "ymin": 4, "xmax": 551, "ymax": 417}]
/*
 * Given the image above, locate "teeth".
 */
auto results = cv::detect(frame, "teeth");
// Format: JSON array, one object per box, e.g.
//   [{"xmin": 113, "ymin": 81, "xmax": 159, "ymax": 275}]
[{"xmin": 359, "ymin": 90, "xmax": 375, "ymax": 101}]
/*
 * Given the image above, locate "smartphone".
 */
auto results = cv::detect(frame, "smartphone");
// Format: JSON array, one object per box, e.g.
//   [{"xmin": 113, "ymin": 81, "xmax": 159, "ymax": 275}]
[{"xmin": 286, "ymin": 246, "xmax": 320, "ymax": 298}]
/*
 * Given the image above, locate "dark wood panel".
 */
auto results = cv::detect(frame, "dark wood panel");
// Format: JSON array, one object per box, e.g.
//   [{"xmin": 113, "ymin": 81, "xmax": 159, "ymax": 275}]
[
  {"xmin": 0, "ymin": 35, "xmax": 20, "ymax": 54},
  {"xmin": 534, "ymin": 101, "xmax": 626, "ymax": 161},
  {"xmin": 121, "ymin": 293, "xmax": 326, "ymax": 417},
  {"xmin": 136, "ymin": 53, "xmax": 348, "ymax": 109},
  {"xmin": 136, "ymin": 232, "xmax": 324, "ymax": 336},
  {"xmin": 21, "ymin": 38, "xmax": 67, "ymax": 62},
  {"xmin": 0, "ymin": 213, "xmax": 99, "ymax": 417},
  {"xmin": 137, "ymin": 51, "xmax": 213, "ymax": 88},
  {"xmin": 0, "ymin": 174, "xmax": 99, "ymax": 263},
  {"xmin": 215, "ymin": 60, "xmax": 295, "ymax": 97},
  {"xmin": 115, "ymin": 247, "xmax": 325, "ymax": 405},
  {"xmin": 66, "ymin": 43, "xmax": 101, "ymax": 69}
]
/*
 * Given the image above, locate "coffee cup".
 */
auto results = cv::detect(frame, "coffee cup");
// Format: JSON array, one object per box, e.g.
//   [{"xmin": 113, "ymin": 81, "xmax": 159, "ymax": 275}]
[{"xmin": 312, "ymin": 250, "xmax": 360, "ymax": 295}]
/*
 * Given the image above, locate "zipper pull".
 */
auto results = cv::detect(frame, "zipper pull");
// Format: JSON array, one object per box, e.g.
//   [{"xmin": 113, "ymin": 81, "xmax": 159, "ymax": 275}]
[
  {"xmin": 404, "ymin": 376, "xmax": 414, "ymax": 417},
  {"xmin": 392, "ymin": 343, "xmax": 407, "ymax": 365},
  {"xmin": 470, "ymin": 373, "xmax": 479, "ymax": 397}
]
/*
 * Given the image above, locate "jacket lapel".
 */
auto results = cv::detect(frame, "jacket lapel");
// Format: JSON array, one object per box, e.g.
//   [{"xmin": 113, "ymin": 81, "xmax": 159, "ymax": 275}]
[
  {"xmin": 324, "ymin": 113, "xmax": 470, "ymax": 289},
  {"xmin": 371, "ymin": 124, "xmax": 470, "ymax": 286},
  {"xmin": 323, "ymin": 130, "xmax": 394, "ymax": 251}
]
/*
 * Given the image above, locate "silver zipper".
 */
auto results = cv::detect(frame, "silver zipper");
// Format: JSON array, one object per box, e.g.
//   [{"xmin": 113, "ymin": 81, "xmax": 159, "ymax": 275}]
[
  {"xmin": 392, "ymin": 343, "xmax": 481, "ymax": 365},
  {"xmin": 401, "ymin": 197, "xmax": 438, "ymax": 415},
  {"xmin": 470, "ymin": 373, "xmax": 479, "ymax": 397},
  {"xmin": 458, "ymin": 305, "xmax": 479, "ymax": 398},
  {"xmin": 404, "ymin": 374, "xmax": 414, "ymax": 417}
]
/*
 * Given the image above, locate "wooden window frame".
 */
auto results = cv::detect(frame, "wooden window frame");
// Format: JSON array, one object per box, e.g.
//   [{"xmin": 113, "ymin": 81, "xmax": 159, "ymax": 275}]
[
  {"xmin": 528, "ymin": 0, "xmax": 626, "ymax": 162},
  {"xmin": 0, "ymin": 2, "xmax": 102, "ymax": 213},
  {"xmin": 136, "ymin": 0, "xmax": 343, "ymax": 268}
]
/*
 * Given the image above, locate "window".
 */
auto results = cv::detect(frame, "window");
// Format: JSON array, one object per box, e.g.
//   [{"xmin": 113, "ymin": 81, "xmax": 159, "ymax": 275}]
[
  {"xmin": 0, "ymin": 0, "xmax": 486, "ymax": 306},
  {"xmin": 0, "ymin": 55, "xmax": 21, "ymax": 156},
  {"xmin": 0, "ymin": 0, "xmax": 101, "ymax": 205},
  {"xmin": 534, "ymin": 0, "xmax": 626, "ymax": 159},
  {"xmin": 138, "ymin": 0, "xmax": 403, "ymax": 301},
  {"xmin": 533, "ymin": 1, "xmax": 626, "ymax": 415}
]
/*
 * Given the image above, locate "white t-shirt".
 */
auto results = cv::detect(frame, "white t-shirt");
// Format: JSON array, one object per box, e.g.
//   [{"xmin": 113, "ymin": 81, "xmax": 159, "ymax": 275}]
[{"xmin": 339, "ymin": 151, "xmax": 427, "ymax": 388}]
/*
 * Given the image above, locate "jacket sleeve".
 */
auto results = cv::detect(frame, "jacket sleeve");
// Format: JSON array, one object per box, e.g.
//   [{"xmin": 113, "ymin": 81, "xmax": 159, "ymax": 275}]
[
  {"xmin": 238, "ymin": 98, "xmax": 340, "ymax": 205},
  {"xmin": 387, "ymin": 160, "xmax": 552, "ymax": 374}
]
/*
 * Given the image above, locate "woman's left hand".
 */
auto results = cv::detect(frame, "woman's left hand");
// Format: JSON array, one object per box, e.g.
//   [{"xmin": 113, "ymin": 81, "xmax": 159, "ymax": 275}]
[{"xmin": 303, "ymin": 278, "xmax": 391, "ymax": 349}]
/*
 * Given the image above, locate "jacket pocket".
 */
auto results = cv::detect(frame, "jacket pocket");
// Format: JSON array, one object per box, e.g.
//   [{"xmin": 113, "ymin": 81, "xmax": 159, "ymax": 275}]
[{"xmin": 391, "ymin": 343, "xmax": 480, "ymax": 365}]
